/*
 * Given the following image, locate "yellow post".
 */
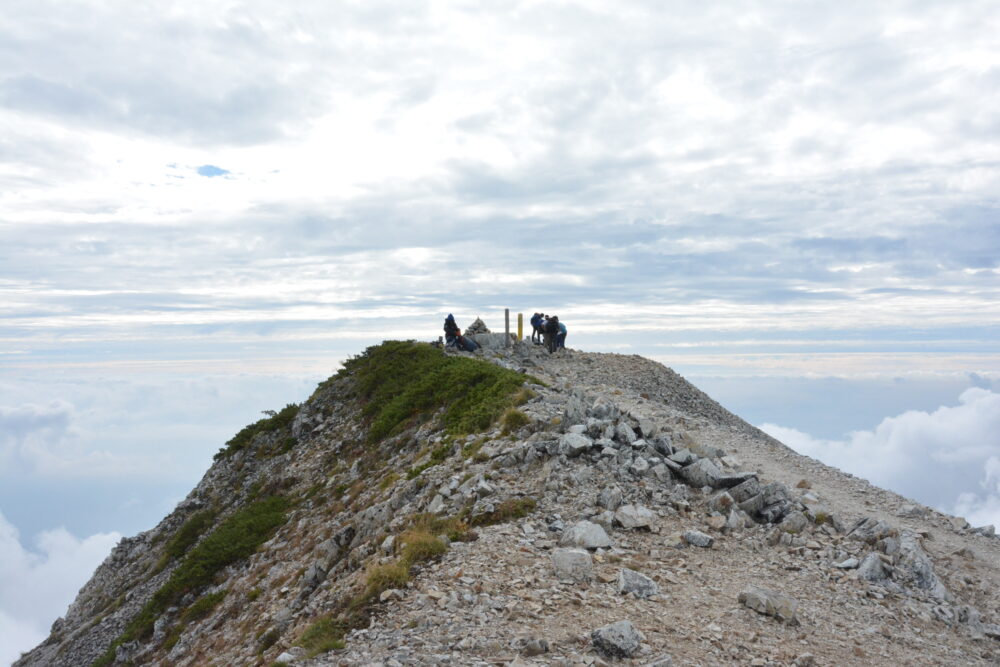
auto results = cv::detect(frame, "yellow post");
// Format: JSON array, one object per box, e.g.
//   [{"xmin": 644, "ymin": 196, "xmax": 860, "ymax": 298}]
[{"xmin": 517, "ymin": 313, "xmax": 523, "ymax": 340}]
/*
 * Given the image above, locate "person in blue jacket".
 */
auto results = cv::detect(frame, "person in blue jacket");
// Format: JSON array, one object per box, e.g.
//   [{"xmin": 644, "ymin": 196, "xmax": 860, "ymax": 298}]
[
  {"xmin": 530, "ymin": 312, "xmax": 543, "ymax": 344},
  {"xmin": 556, "ymin": 319, "xmax": 567, "ymax": 349}
]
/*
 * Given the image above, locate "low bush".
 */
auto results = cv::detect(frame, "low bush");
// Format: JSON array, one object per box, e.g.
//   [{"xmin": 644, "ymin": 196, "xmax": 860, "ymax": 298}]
[
  {"xmin": 340, "ymin": 341, "xmax": 539, "ymax": 442},
  {"xmin": 215, "ymin": 404, "xmax": 300, "ymax": 460},
  {"xmin": 92, "ymin": 496, "xmax": 290, "ymax": 666},
  {"xmin": 155, "ymin": 508, "xmax": 218, "ymax": 572}
]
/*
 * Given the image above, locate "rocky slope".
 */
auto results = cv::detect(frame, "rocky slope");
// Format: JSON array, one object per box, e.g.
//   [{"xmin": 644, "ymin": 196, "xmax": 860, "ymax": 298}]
[{"xmin": 15, "ymin": 340, "xmax": 1000, "ymax": 667}]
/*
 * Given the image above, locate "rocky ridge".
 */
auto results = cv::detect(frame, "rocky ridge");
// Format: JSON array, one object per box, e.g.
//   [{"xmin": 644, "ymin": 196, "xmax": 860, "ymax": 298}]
[{"xmin": 15, "ymin": 340, "xmax": 1000, "ymax": 666}]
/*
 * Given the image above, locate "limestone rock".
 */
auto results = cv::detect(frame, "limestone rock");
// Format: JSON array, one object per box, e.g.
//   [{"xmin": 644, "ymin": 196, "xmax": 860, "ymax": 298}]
[
  {"xmin": 560, "ymin": 432, "xmax": 593, "ymax": 458},
  {"xmin": 617, "ymin": 568, "xmax": 659, "ymax": 599},
  {"xmin": 597, "ymin": 486, "xmax": 624, "ymax": 511},
  {"xmin": 682, "ymin": 530, "xmax": 713, "ymax": 548},
  {"xmin": 614, "ymin": 504, "xmax": 656, "ymax": 530},
  {"xmin": 679, "ymin": 458, "xmax": 722, "ymax": 488},
  {"xmin": 560, "ymin": 521, "xmax": 613, "ymax": 549},
  {"xmin": 591, "ymin": 620, "xmax": 645, "ymax": 658},
  {"xmin": 739, "ymin": 587, "xmax": 799, "ymax": 624},
  {"xmin": 551, "ymin": 548, "xmax": 594, "ymax": 583}
]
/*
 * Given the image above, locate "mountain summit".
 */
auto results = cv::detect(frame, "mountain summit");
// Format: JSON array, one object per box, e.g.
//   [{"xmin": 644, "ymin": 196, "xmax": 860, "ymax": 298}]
[{"xmin": 15, "ymin": 340, "xmax": 1000, "ymax": 666}]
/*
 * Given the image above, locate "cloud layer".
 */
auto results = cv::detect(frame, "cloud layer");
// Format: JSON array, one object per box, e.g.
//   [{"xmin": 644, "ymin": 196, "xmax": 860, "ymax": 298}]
[
  {"xmin": 0, "ymin": 511, "xmax": 119, "ymax": 666},
  {"xmin": 0, "ymin": 0, "xmax": 998, "ymax": 379},
  {"xmin": 761, "ymin": 388, "xmax": 1000, "ymax": 527}
]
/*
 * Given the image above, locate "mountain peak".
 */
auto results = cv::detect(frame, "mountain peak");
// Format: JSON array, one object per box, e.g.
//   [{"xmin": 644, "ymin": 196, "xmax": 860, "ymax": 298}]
[{"xmin": 16, "ymin": 340, "xmax": 1000, "ymax": 666}]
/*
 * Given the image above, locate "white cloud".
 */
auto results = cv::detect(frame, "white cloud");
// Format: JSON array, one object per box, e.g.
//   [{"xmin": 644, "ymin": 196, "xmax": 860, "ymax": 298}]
[
  {"xmin": 761, "ymin": 388, "xmax": 1000, "ymax": 527},
  {"xmin": 0, "ymin": 511, "xmax": 119, "ymax": 666}
]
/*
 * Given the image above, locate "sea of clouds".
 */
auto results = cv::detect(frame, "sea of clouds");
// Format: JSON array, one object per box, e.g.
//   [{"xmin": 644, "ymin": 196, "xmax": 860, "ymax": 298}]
[{"xmin": 762, "ymin": 387, "xmax": 1000, "ymax": 529}]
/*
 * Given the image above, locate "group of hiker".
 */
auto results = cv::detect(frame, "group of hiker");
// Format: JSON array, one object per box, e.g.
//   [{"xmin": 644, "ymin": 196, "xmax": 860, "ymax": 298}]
[
  {"xmin": 442, "ymin": 312, "xmax": 568, "ymax": 354},
  {"xmin": 530, "ymin": 313, "xmax": 567, "ymax": 353}
]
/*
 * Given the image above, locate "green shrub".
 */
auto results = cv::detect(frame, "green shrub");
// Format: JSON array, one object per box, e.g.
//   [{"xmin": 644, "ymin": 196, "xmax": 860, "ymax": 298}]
[
  {"xmin": 155, "ymin": 508, "xmax": 218, "ymax": 572},
  {"xmin": 215, "ymin": 404, "xmax": 300, "ymax": 460},
  {"xmin": 92, "ymin": 496, "xmax": 290, "ymax": 667},
  {"xmin": 341, "ymin": 341, "xmax": 539, "ymax": 442},
  {"xmin": 179, "ymin": 590, "xmax": 227, "ymax": 624}
]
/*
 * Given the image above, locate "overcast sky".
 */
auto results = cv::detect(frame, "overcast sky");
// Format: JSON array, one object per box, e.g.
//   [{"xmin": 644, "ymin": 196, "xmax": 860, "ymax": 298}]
[{"xmin": 2, "ymin": 1, "xmax": 999, "ymax": 663}]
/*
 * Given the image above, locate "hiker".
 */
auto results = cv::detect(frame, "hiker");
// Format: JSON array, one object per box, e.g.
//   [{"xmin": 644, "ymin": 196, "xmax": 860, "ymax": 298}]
[
  {"xmin": 556, "ymin": 319, "xmax": 567, "ymax": 350},
  {"xmin": 444, "ymin": 314, "xmax": 460, "ymax": 346},
  {"xmin": 530, "ymin": 312, "xmax": 544, "ymax": 344},
  {"xmin": 544, "ymin": 315, "xmax": 560, "ymax": 353},
  {"xmin": 443, "ymin": 314, "xmax": 479, "ymax": 352}
]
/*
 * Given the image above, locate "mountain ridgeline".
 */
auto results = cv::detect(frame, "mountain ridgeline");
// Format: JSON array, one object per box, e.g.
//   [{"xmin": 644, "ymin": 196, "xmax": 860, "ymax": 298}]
[{"xmin": 15, "ymin": 340, "xmax": 1000, "ymax": 666}]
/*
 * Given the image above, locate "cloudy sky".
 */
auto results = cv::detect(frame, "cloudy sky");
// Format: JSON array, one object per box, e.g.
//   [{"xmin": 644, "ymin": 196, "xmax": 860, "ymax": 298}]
[{"xmin": 1, "ymin": 1, "xmax": 999, "ymax": 662}]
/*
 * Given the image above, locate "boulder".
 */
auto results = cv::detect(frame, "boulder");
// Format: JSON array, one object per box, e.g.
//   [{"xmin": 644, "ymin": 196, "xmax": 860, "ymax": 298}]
[
  {"xmin": 615, "ymin": 422, "xmax": 638, "ymax": 445},
  {"xmin": 560, "ymin": 432, "xmax": 593, "ymax": 458},
  {"xmin": 551, "ymin": 548, "xmax": 594, "ymax": 583},
  {"xmin": 682, "ymin": 530, "xmax": 714, "ymax": 548},
  {"xmin": 779, "ymin": 511, "xmax": 809, "ymax": 534},
  {"xmin": 897, "ymin": 530, "xmax": 950, "ymax": 601},
  {"xmin": 597, "ymin": 486, "xmax": 624, "ymax": 511},
  {"xmin": 857, "ymin": 552, "xmax": 889, "ymax": 583},
  {"xmin": 679, "ymin": 458, "xmax": 722, "ymax": 488},
  {"xmin": 617, "ymin": 568, "xmax": 659, "ymax": 599},
  {"xmin": 847, "ymin": 517, "xmax": 897, "ymax": 544},
  {"xmin": 614, "ymin": 504, "xmax": 656, "ymax": 530},
  {"xmin": 715, "ymin": 471, "xmax": 758, "ymax": 488},
  {"xmin": 738, "ymin": 587, "xmax": 799, "ymax": 624},
  {"xmin": 728, "ymin": 477, "xmax": 761, "ymax": 503},
  {"xmin": 668, "ymin": 448, "xmax": 696, "ymax": 465},
  {"xmin": 590, "ymin": 397, "xmax": 619, "ymax": 420},
  {"xmin": 559, "ymin": 521, "xmax": 613, "ymax": 549},
  {"xmin": 591, "ymin": 620, "xmax": 645, "ymax": 658}
]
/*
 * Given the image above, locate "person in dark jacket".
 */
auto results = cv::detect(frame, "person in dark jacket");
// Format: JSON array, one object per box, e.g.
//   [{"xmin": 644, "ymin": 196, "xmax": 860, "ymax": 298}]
[
  {"xmin": 443, "ymin": 314, "xmax": 479, "ymax": 352},
  {"xmin": 544, "ymin": 315, "xmax": 560, "ymax": 353},
  {"xmin": 444, "ymin": 314, "xmax": 460, "ymax": 346}
]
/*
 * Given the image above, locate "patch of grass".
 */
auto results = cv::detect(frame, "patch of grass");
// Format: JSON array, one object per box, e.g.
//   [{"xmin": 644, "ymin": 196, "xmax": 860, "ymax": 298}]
[
  {"xmin": 470, "ymin": 497, "xmax": 537, "ymax": 527},
  {"xmin": 813, "ymin": 510, "xmax": 828, "ymax": 525},
  {"xmin": 91, "ymin": 496, "xmax": 290, "ymax": 667},
  {"xmin": 406, "ymin": 442, "xmax": 455, "ymax": 478},
  {"xmin": 398, "ymin": 529, "xmax": 447, "ymax": 564},
  {"xmin": 408, "ymin": 513, "xmax": 476, "ymax": 542},
  {"xmin": 298, "ymin": 616, "xmax": 348, "ymax": 657},
  {"xmin": 215, "ymin": 404, "xmax": 300, "ymax": 460},
  {"xmin": 341, "ymin": 341, "xmax": 540, "ymax": 442},
  {"xmin": 379, "ymin": 471, "xmax": 400, "ymax": 491},
  {"xmin": 511, "ymin": 387, "xmax": 536, "ymax": 406},
  {"xmin": 155, "ymin": 508, "xmax": 218, "ymax": 572},
  {"xmin": 499, "ymin": 408, "xmax": 530, "ymax": 435},
  {"xmin": 462, "ymin": 437, "xmax": 486, "ymax": 460},
  {"xmin": 247, "ymin": 588, "xmax": 261, "ymax": 602}
]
